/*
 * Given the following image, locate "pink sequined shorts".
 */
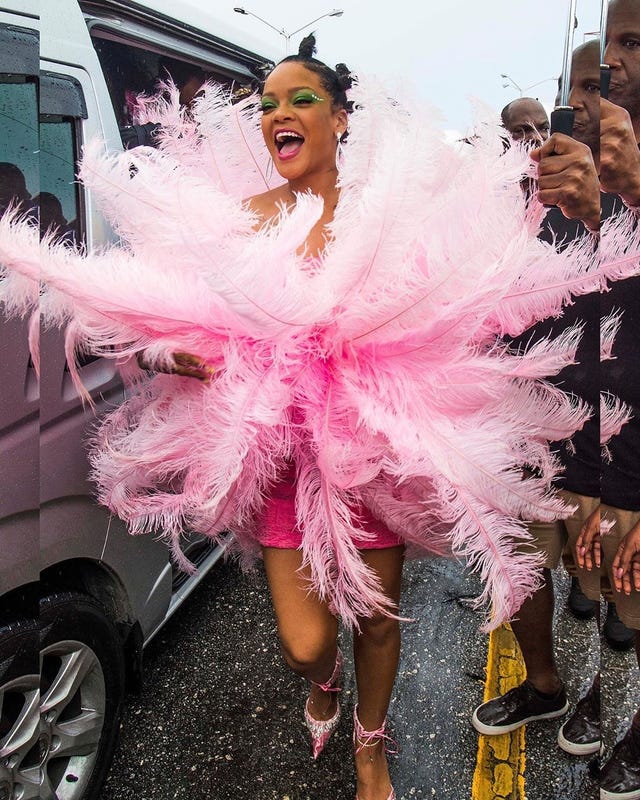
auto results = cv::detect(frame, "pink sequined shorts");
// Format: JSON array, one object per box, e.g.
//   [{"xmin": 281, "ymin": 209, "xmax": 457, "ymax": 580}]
[{"xmin": 258, "ymin": 468, "xmax": 402, "ymax": 550}]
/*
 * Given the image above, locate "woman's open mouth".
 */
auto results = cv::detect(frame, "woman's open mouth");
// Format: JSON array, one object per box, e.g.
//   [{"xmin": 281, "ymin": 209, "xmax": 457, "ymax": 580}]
[{"xmin": 275, "ymin": 129, "xmax": 305, "ymax": 160}]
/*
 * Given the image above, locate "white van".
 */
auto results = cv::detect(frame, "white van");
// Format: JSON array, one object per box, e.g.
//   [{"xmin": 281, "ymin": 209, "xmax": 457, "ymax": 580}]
[{"xmin": 0, "ymin": 3, "xmax": 274, "ymax": 798}]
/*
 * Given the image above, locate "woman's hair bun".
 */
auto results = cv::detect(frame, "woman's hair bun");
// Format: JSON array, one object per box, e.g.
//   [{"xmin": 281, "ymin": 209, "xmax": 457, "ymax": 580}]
[
  {"xmin": 335, "ymin": 62, "xmax": 353, "ymax": 91},
  {"xmin": 298, "ymin": 33, "xmax": 317, "ymax": 60}
]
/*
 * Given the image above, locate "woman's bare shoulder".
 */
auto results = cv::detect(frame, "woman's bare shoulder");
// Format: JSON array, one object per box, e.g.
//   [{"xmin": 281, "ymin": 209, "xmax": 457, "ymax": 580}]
[{"xmin": 244, "ymin": 186, "xmax": 290, "ymax": 225}]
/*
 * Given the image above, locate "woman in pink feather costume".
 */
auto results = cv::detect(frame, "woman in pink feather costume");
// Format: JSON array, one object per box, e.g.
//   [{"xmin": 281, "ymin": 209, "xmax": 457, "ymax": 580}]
[{"xmin": 2, "ymin": 33, "xmax": 640, "ymax": 800}]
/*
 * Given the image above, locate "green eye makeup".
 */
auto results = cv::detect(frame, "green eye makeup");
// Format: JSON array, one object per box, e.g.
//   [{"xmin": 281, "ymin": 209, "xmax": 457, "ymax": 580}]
[
  {"xmin": 292, "ymin": 90, "xmax": 325, "ymax": 104},
  {"xmin": 260, "ymin": 90, "xmax": 325, "ymax": 112}
]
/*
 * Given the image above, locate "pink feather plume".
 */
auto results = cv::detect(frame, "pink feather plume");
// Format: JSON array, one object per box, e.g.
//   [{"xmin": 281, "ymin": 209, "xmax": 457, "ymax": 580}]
[{"xmin": 2, "ymin": 78, "xmax": 639, "ymax": 629}]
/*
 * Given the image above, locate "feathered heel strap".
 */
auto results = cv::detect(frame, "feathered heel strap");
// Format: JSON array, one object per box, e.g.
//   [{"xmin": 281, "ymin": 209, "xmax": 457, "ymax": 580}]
[
  {"xmin": 311, "ymin": 647, "xmax": 343, "ymax": 692},
  {"xmin": 353, "ymin": 704, "xmax": 397, "ymax": 800},
  {"xmin": 304, "ymin": 648, "xmax": 343, "ymax": 759},
  {"xmin": 353, "ymin": 704, "xmax": 398, "ymax": 756}
]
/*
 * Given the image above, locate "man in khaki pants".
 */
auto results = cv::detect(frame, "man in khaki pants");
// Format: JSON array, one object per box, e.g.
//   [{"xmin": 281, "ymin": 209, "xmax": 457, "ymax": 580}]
[
  {"xmin": 473, "ymin": 38, "xmax": 602, "ymax": 741},
  {"xmin": 556, "ymin": 2, "xmax": 640, "ymax": 796}
]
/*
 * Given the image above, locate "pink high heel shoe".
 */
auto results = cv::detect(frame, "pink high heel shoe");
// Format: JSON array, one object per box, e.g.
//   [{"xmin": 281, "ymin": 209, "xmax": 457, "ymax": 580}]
[
  {"xmin": 304, "ymin": 648, "xmax": 343, "ymax": 759},
  {"xmin": 353, "ymin": 704, "xmax": 396, "ymax": 800}
]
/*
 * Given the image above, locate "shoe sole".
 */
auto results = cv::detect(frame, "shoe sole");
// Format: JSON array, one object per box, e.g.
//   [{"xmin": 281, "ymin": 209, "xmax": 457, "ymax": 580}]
[
  {"xmin": 471, "ymin": 700, "xmax": 569, "ymax": 735},
  {"xmin": 604, "ymin": 637, "xmax": 635, "ymax": 652},
  {"xmin": 568, "ymin": 606, "xmax": 596, "ymax": 620},
  {"xmin": 600, "ymin": 787, "xmax": 640, "ymax": 800},
  {"xmin": 557, "ymin": 727, "xmax": 600, "ymax": 755}
]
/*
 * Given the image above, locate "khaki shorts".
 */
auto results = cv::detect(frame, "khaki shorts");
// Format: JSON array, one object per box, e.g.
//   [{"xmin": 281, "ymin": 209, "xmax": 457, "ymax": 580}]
[
  {"xmin": 519, "ymin": 490, "xmax": 600, "ymax": 598},
  {"xmin": 600, "ymin": 504, "xmax": 640, "ymax": 631}
]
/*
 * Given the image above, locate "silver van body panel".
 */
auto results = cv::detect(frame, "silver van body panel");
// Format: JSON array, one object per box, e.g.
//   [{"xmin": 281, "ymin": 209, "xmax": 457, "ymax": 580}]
[{"xmin": 0, "ymin": 0, "xmax": 273, "ymax": 640}]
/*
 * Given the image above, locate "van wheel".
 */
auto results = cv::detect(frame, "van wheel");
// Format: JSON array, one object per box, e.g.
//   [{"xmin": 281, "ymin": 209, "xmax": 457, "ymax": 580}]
[
  {"xmin": 0, "ymin": 618, "xmax": 40, "ymax": 800},
  {"xmin": 39, "ymin": 592, "xmax": 126, "ymax": 800}
]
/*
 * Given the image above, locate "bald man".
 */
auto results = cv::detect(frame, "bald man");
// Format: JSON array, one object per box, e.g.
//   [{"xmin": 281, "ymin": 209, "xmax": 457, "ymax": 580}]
[{"xmin": 501, "ymin": 96, "xmax": 550, "ymax": 146}]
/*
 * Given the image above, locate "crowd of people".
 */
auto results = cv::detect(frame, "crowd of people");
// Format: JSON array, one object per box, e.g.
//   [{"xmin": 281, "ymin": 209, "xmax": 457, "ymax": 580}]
[{"xmin": 1, "ymin": 2, "xmax": 639, "ymax": 799}]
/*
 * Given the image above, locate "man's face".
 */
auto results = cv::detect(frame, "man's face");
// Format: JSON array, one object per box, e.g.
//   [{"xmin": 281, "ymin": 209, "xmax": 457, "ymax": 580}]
[
  {"xmin": 566, "ymin": 44, "xmax": 601, "ymax": 153},
  {"xmin": 504, "ymin": 99, "xmax": 550, "ymax": 145},
  {"xmin": 605, "ymin": 0, "xmax": 640, "ymax": 120}
]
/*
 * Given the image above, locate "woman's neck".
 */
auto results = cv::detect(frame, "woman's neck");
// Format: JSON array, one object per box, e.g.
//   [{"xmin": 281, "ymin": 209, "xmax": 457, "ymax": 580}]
[{"xmin": 288, "ymin": 166, "xmax": 339, "ymax": 208}]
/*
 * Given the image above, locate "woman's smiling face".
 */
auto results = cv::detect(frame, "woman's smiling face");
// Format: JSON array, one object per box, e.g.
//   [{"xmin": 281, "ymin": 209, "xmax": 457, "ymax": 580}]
[{"xmin": 260, "ymin": 61, "xmax": 348, "ymax": 182}]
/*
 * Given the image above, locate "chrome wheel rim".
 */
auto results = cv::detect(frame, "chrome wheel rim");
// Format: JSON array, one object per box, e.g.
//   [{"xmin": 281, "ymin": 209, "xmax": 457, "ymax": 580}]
[
  {"xmin": 0, "ymin": 672, "xmax": 40, "ymax": 800},
  {"xmin": 39, "ymin": 640, "xmax": 106, "ymax": 800}
]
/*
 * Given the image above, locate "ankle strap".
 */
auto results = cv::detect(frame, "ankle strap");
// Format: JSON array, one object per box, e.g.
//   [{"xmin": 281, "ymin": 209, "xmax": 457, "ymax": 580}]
[
  {"xmin": 311, "ymin": 648, "xmax": 343, "ymax": 693},
  {"xmin": 353, "ymin": 704, "xmax": 398, "ymax": 755}
]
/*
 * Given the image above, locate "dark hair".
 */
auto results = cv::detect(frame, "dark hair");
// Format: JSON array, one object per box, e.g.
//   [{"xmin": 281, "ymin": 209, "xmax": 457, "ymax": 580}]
[
  {"xmin": 273, "ymin": 34, "xmax": 353, "ymax": 111},
  {"xmin": 158, "ymin": 58, "xmax": 207, "ymax": 89}
]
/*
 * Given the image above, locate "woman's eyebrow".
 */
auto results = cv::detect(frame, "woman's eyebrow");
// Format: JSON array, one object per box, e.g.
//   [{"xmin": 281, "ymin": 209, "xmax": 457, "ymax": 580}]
[{"xmin": 262, "ymin": 86, "xmax": 317, "ymax": 97}]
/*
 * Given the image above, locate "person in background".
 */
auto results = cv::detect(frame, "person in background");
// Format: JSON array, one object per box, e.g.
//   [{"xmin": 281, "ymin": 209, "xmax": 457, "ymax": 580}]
[
  {"xmin": 500, "ymin": 96, "xmax": 550, "ymax": 146},
  {"xmin": 473, "ymin": 38, "xmax": 615, "ymax": 744},
  {"xmin": 570, "ymin": 2, "xmax": 640, "ymax": 796},
  {"xmin": 501, "ymin": 88, "xmax": 609, "ymax": 626},
  {"xmin": 36, "ymin": 191, "xmax": 76, "ymax": 244},
  {"xmin": 121, "ymin": 60, "xmax": 210, "ymax": 150},
  {"xmin": 0, "ymin": 162, "xmax": 36, "ymax": 219}
]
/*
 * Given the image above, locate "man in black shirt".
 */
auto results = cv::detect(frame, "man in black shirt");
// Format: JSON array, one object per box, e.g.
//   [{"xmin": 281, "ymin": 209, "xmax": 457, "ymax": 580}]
[
  {"xmin": 474, "ymin": 26, "xmax": 640, "ymax": 785},
  {"xmin": 574, "ymin": 2, "xmax": 640, "ymax": 796},
  {"xmin": 473, "ymin": 39, "xmax": 603, "ymax": 742}
]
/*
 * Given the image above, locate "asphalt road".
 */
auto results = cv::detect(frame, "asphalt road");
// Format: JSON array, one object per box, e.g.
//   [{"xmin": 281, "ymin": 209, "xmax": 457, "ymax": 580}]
[{"xmin": 100, "ymin": 556, "xmax": 639, "ymax": 800}]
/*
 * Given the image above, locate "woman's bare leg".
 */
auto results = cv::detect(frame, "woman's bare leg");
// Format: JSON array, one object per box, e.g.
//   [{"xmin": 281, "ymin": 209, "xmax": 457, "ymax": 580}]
[
  {"xmin": 353, "ymin": 546, "xmax": 404, "ymax": 800},
  {"xmin": 262, "ymin": 547, "xmax": 340, "ymax": 720}
]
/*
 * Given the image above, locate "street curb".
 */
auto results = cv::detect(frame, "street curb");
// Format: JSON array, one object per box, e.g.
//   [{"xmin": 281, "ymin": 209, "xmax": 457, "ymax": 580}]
[{"xmin": 471, "ymin": 623, "xmax": 526, "ymax": 800}]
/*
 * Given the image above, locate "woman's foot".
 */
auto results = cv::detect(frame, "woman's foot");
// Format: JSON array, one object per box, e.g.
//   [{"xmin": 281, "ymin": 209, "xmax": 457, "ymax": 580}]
[
  {"xmin": 353, "ymin": 705, "xmax": 396, "ymax": 800},
  {"xmin": 304, "ymin": 648, "xmax": 342, "ymax": 759}
]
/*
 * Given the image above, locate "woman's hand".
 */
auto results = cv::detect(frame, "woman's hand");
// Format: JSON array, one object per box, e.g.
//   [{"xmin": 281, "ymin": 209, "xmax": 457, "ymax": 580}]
[
  {"xmin": 171, "ymin": 352, "xmax": 215, "ymax": 381},
  {"xmin": 575, "ymin": 506, "xmax": 601, "ymax": 571},
  {"xmin": 137, "ymin": 350, "xmax": 214, "ymax": 381},
  {"xmin": 612, "ymin": 520, "xmax": 640, "ymax": 596}
]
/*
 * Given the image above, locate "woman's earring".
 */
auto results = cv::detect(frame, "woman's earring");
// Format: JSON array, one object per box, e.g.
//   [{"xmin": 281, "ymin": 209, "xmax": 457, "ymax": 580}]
[
  {"xmin": 265, "ymin": 157, "xmax": 273, "ymax": 183},
  {"xmin": 336, "ymin": 132, "xmax": 345, "ymax": 168}
]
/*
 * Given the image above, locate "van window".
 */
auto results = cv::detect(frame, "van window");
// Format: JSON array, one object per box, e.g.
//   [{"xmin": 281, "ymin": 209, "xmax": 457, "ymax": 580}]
[
  {"xmin": 0, "ymin": 77, "xmax": 39, "ymax": 220},
  {"xmin": 0, "ymin": 23, "xmax": 38, "ymax": 219},
  {"xmin": 1, "ymin": 69, "xmax": 86, "ymax": 245},
  {"xmin": 91, "ymin": 33, "xmax": 239, "ymax": 135},
  {"xmin": 0, "ymin": 26, "xmax": 39, "ymax": 443},
  {"xmin": 39, "ymin": 73, "xmax": 87, "ymax": 245}
]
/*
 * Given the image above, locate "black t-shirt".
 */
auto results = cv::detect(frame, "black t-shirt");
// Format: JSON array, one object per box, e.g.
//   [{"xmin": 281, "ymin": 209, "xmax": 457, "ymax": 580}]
[
  {"xmin": 509, "ymin": 206, "xmax": 600, "ymax": 497},
  {"xmin": 601, "ymin": 199, "xmax": 640, "ymax": 511}
]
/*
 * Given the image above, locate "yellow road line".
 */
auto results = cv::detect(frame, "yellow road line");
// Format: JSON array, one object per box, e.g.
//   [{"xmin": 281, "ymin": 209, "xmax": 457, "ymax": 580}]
[{"xmin": 471, "ymin": 624, "xmax": 527, "ymax": 800}]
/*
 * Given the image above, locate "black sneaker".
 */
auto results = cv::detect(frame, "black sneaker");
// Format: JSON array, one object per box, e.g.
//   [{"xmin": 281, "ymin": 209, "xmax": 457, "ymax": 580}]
[
  {"xmin": 603, "ymin": 603, "xmax": 635, "ymax": 652},
  {"xmin": 600, "ymin": 725, "xmax": 640, "ymax": 800},
  {"xmin": 567, "ymin": 576, "xmax": 597, "ymax": 620},
  {"xmin": 472, "ymin": 680, "xmax": 569, "ymax": 735},
  {"xmin": 557, "ymin": 680, "xmax": 600, "ymax": 755}
]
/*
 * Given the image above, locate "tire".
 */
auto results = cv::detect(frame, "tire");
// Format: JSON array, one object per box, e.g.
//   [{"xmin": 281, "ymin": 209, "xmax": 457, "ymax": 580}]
[
  {"xmin": 39, "ymin": 592, "xmax": 126, "ymax": 800},
  {"xmin": 0, "ymin": 618, "xmax": 40, "ymax": 800}
]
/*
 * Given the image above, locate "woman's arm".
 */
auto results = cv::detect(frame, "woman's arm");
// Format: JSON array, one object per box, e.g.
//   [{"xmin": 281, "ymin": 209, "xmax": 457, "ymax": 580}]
[{"xmin": 137, "ymin": 350, "xmax": 214, "ymax": 381}]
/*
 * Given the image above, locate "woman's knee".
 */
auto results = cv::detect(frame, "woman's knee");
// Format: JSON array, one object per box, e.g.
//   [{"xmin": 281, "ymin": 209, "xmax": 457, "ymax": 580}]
[
  {"xmin": 356, "ymin": 613, "xmax": 400, "ymax": 647},
  {"xmin": 278, "ymin": 630, "xmax": 337, "ymax": 676}
]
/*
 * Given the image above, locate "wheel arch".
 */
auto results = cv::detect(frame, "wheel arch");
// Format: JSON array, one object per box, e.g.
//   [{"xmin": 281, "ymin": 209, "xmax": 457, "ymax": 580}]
[{"xmin": 38, "ymin": 558, "xmax": 144, "ymax": 692}]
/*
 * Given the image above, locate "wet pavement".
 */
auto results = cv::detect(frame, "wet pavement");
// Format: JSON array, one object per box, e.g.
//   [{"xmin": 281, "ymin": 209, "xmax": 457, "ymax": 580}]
[{"xmin": 101, "ymin": 556, "xmax": 638, "ymax": 800}]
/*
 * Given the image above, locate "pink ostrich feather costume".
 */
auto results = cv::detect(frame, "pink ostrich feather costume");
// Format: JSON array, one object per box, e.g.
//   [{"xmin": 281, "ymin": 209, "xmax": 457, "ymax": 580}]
[{"xmin": 2, "ymin": 76, "xmax": 640, "ymax": 630}]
